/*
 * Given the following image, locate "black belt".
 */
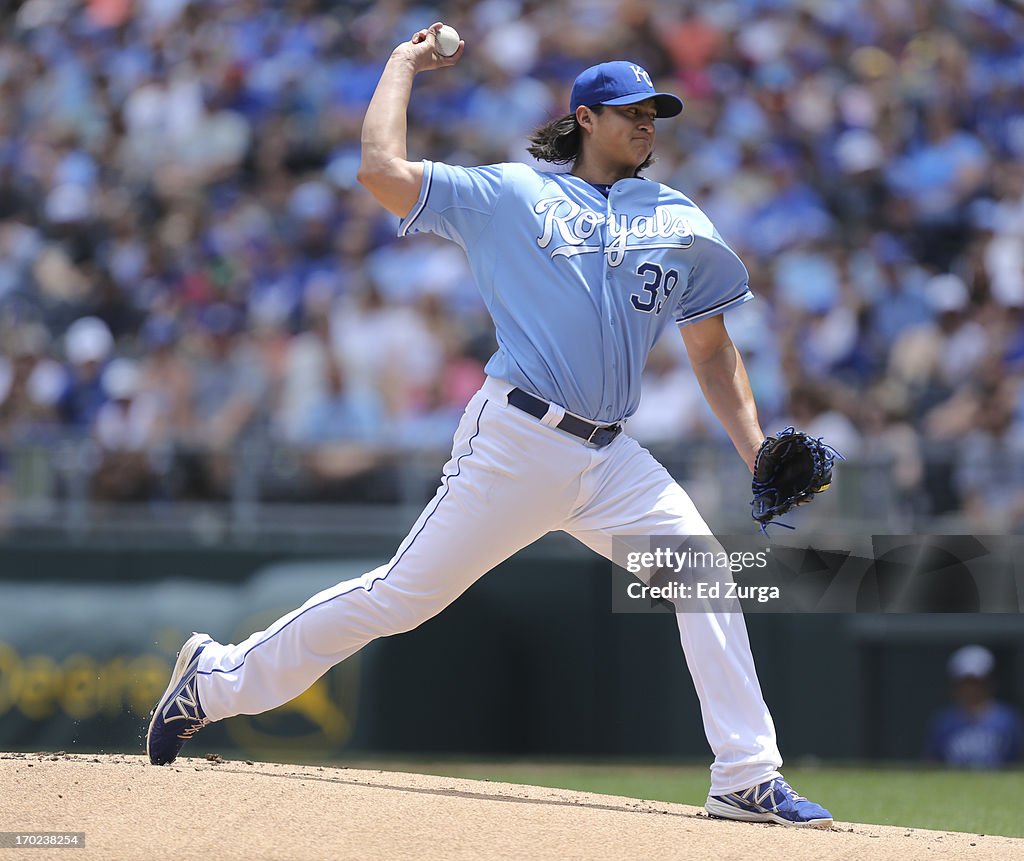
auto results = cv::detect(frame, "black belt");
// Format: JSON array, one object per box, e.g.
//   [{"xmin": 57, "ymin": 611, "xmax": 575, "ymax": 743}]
[{"xmin": 507, "ymin": 388, "xmax": 622, "ymax": 448}]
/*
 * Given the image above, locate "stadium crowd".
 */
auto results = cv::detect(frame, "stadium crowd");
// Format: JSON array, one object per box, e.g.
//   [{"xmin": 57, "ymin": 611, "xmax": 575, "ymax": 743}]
[{"xmin": 0, "ymin": 0, "xmax": 1023, "ymax": 526}]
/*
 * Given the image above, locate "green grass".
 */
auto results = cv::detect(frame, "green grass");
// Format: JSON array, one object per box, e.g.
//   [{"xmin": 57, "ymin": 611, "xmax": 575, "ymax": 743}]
[{"xmin": 341, "ymin": 760, "xmax": 1024, "ymax": 839}]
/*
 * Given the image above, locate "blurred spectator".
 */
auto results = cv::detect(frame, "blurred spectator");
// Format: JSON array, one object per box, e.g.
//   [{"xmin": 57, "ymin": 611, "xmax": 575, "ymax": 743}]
[
  {"xmin": 887, "ymin": 107, "xmax": 989, "ymax": 269},
  {"xmin": 953, "ymin": 378, "xmax": 1024, "ymax": 532},
  {"xmin": 858, "ymin": 383, "xmax": 925, "ymax": 522},
  {"xmin": 90, "ymin": 357, "xmax": 163, "ymax": 501},
  {"xmin": 889, "ymin": 274, "xmax": 988, "ymax": 418},
  {"xmin": 57, "ymin": 316, "xmax": 113, "ymax": 429},
  {"xmin": 0, "ymin": 323, "xmax": 52, "ymax": 438},
  {"xmin": 860, "ymin": 236, "xmax": 932, "ymax": 351},
  {"xmin": 0, "ymin": 323, "xmax": 51, "ymax": 513},
  {"xmin": 136, "ymin": 316, "xmax": 194, "ymax": 451},
  {"xmin": 392, "ymin": 290, "xmax": 487, "ymax": 449},
  {"xmin": 275, "ymin": 282, "xmax": 380, "ymax": 445},
  {"xmin": 177, "ymin": 303, "xmax": 267, "ymax": 498},
  {"xmin": 330, "ymin": 283, "xmax": 446, "ymax": 425},
  {"xmin": 784, "ymin": 379, "xmax": 861, "ymax": 457},
  {"xmin": 926, "ymin": 645, "xmax": 1023, "ymax": 769}
]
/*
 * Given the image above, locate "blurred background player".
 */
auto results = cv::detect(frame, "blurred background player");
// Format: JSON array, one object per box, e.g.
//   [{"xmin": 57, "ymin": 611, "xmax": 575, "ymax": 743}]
[{"xmin": 927, "ymin": 644, "xmax": 1023, "ymax": 768}]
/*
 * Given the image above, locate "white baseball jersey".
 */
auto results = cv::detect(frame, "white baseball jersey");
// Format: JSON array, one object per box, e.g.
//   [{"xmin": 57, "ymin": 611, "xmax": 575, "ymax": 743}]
[{"xmin": 400, "ymin": 161, "xmax": 752, "ymax": 422}]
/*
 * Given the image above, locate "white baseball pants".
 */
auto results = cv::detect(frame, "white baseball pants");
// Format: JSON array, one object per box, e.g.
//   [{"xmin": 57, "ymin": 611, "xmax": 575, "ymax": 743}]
[{"xmin": 196, "ymin": 378, "xmax": 782, "ymax": 794}]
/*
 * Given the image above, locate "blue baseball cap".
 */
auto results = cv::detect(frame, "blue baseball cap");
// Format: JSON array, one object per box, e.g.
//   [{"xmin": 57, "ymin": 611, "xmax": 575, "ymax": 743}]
[{"xmin": 570, "ymin": 61, "xmax": 683, "ymax": 118}]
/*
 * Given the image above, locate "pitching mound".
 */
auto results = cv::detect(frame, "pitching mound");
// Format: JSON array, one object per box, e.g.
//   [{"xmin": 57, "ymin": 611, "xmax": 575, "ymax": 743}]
[{"xmin": 3, "ymin": 753, "xmax": 1018, "ymax": 860}]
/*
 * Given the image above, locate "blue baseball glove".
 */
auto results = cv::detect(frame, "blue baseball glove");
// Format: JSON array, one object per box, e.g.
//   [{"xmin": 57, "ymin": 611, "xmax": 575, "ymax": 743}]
[{"xmin": 750, "ymin": 428, "xmax": 843, "ymax": 530}]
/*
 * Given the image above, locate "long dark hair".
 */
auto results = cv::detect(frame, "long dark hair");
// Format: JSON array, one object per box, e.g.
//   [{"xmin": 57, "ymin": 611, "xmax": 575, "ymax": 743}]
[{"xmin": 527, "ymin": 105, "xmax": 654, "ymax": 173}]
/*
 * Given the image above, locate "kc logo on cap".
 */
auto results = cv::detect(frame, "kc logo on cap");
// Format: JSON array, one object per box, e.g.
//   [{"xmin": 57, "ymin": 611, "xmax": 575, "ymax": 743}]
[
  {"xmin": 570, "ymin": 61, "xmax": 683, "ymax": 118},
  {"xmin": 630, "ymin": 64, "xmax": 653, "ymax": 87}
]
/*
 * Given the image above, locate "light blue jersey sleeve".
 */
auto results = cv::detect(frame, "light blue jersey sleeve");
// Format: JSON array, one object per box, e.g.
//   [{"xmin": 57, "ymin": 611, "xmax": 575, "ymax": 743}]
[
  {"xmin": 398, "ymin": 160, "xmax": 505, "ymax": 249},
  {"xmin": 674, "ymin": 230, "xmax": 754, "ymax": 326}
]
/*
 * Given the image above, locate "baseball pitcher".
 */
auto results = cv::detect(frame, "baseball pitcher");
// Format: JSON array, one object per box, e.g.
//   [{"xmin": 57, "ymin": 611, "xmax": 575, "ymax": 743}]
[{"xmin": 146, "ymin": 23, "xmax": 834, "ymax": 828}]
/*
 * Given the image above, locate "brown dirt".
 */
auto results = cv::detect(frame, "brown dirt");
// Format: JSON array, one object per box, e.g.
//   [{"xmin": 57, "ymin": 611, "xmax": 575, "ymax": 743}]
[{"xmin": 2, "ymin": 752, "xmax": 1019, "ymax": 860}]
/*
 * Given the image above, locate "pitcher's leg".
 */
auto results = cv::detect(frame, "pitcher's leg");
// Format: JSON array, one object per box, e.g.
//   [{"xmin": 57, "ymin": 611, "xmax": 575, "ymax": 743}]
[
  {"xmin": 567, "ymin": 436, "xmax": 781, "ymax": 795},
  {"xmin": 672, "ymin": 591, "xmax": 782, "ymax": 794},
  {"xmin": 196, "ymin": 395, "xmax": 567, "ymax": 721}
]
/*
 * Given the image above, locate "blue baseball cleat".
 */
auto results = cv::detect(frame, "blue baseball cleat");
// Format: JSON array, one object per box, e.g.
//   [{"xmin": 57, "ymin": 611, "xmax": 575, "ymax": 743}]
[
  {"xmin": 705, "ymin": 776, "xmax": 833, "ymax": 828},
  {"xmin": 146, "ymin": 633, "xmax": 213, "ymax": 766}
]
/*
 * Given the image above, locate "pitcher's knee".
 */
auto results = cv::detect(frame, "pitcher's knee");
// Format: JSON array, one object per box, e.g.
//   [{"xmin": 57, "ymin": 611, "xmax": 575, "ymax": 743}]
[
  {"xmin": 352, "ymin": 584, "xmax": 453, "ymax": 638},
  {"xmin": 338, "ymin": 562, "xmax": 466, "ymax": 639}
]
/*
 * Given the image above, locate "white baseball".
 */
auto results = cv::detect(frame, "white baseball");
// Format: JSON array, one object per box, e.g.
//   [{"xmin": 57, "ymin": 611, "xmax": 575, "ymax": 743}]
[{"xmin": 435, "ymin": 24, "xmax": 460, "ymax": 57}]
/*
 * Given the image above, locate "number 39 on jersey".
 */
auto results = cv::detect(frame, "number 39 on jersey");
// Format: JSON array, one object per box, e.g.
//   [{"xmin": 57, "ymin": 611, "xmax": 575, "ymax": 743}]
[{"xmin": 630, "ymin": 262, "xmax": 680, "ymax": 315}]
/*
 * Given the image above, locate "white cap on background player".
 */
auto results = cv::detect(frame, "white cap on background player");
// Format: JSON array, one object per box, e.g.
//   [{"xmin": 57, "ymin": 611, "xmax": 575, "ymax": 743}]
[{"xmin": 948, "ymin": 644, "xmax": 995, "ymax": 680}]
